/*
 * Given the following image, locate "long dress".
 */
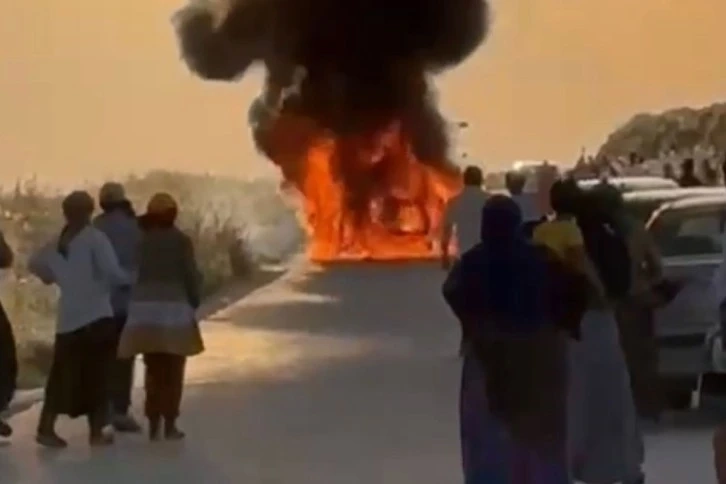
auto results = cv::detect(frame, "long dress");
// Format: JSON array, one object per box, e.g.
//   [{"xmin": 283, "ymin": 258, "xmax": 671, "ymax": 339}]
[
  {"xmin": 460, "ymin": 353, "xmax": 570, "ymax": 484},
  {"xmin": 567, "ymin": 309, "xmax": 644, "ymax": 484},
  {"xmin": 0, "ymin": 301, "xmax": 17, "ymax": 413}
]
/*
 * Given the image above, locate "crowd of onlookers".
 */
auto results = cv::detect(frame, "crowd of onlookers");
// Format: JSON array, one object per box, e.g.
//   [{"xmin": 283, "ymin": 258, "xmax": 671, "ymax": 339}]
[
  {"xmin": 439, "ymin": 162, "xmax": 725, "ymax": 483},
  {"xmin": 571, "ymin": 151, "xmax": 726, "ymax": 188},
  {"xmin": 0, "ymin": 183, "xmax": 204, "ymax": 447}
]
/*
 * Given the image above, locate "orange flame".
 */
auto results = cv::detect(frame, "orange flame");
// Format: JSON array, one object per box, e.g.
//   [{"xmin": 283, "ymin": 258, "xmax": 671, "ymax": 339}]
[{"xmin": 261, "ymin": 113, "xmax": 461, "ymax": 261}]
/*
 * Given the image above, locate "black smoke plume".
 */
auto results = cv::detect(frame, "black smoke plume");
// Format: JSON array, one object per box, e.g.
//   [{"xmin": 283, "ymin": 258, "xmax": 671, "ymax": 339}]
[
  {"xmin": 175, "ymin": 1, "xmax": 489, "ymax": 256},
  {"xmin": 173, "ymin": 0, "xmax": 489, "ymax": 160}
]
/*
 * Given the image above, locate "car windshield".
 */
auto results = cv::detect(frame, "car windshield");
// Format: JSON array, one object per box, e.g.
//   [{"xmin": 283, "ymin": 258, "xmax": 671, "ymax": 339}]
[{"xmin": 648, "ymin": 207, "xmax": 726, "ymax": 257}]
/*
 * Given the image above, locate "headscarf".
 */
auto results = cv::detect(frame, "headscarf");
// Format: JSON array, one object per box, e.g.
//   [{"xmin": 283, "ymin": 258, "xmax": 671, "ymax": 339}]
[
  {"xmin": 443, "ymin": 196, "xmax": 569, "ymax": 451},
  {"xmin": 140, "ymin": 192, "xmax": 178, "ymax": 229},
  {"xmin": 444, "ymin": 195, "xmax": 549, "ymax": 333},
  {"xmin": 58, "ymin": 190, "xmax": 95, "ymax": 257}
]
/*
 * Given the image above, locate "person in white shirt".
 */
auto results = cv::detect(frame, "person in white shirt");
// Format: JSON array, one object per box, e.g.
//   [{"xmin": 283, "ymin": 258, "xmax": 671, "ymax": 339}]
[
  {"xmin": 440, "ymin": 166, "xmax": 488, "ymax": 356},
  {"xmin": 440, "ymin": 165, "xmax": 488, "ymax": 270},
  {"xmin": 28, "ymin": 191, "xmax": 130, "ymax": 448}
]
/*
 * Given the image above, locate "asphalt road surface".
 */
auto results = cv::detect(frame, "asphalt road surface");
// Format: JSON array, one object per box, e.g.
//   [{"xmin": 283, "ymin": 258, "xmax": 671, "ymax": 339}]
[{"xmin": 1, "ymin": 261, "xmax": 719, "ymax": 483}]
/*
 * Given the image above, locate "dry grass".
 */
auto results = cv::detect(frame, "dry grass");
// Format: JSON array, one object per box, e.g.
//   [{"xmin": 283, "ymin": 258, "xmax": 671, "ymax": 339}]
[{"xmin": 0, "ymin": 170, "xmax": 303, "ymax": 387}]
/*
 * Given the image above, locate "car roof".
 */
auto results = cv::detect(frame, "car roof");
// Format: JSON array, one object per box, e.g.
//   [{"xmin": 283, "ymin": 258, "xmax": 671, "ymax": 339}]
[
  {"xmin": 623, "ymin": 187, "xmax": 726, "ymax": 203},
  {"xmin": 577, "ymin": 177, "xmax": 678, "ymax": 192},
  {"xmin": 657, "ymin": 193, "xmax": 726, "ymax": 211}
]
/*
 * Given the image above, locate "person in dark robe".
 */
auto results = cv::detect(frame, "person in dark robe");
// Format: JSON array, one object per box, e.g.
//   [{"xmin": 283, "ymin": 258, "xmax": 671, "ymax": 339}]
[
  {"xmin": 598, "ymin": 185, "xmax": 668, "ymax": 421},
  {"xmin": 94, "ymin": 182, "xmax": 143, "ymax": 433},
  {"xmin": 0, "ymin": 230, "xmax": 16, "ymax": 438},
  {"xmin": 568, "ymin": 186, "xmax": 645, "ymax": 484},
  {"xmin": 443, "ymin": 195, "xmax": 585, "ymax": 483}
]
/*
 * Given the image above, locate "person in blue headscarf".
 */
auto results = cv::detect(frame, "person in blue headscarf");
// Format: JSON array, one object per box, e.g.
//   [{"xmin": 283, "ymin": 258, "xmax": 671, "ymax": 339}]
[{"xmin": 443, "ymin": 195, "xmax": 583, "ymax": 484}]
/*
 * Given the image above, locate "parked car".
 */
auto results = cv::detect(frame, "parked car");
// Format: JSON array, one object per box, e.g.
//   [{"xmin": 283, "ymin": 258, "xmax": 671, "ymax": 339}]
[
  {"xmin": 578, "ymin": 176, "xmax": 678, "ymax": 193},
  {"xmin": 624, "ymin": 187, "xmax": 726, "ymax": 225},
  {"xmin": 646, "ymin": 194, "xmax": 726, "ymax": 407}
]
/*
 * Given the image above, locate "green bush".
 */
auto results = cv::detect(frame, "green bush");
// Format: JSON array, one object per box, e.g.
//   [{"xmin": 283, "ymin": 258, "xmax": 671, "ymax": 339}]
[{"xmin": 0, "ymin": 171, "xmax": 302, "ymax": 387}]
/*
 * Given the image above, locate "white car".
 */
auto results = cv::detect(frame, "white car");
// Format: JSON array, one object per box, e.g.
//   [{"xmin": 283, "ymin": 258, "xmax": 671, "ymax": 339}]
[
  {"xmin": 646, "ymin": 194, "xmax": 726, "ymax": 407},
  {"xmin": 623, "ymin": 187, "xmax": 726, "ymax": 224},
  {"xmin": 578, "ymin": 176, "xmax": 678, "ymax": 193}
]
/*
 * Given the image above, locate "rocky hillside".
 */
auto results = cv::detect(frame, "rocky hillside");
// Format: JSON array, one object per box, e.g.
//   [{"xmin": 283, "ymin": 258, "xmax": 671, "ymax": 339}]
[{"xmin": 598, "ymin": 102, "xmax": 726, "ymax": 159}]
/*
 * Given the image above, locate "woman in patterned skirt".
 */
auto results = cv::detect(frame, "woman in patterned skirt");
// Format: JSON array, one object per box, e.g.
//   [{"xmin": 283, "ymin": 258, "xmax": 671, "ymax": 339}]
[{"xmin": 119, "ymin": 193, "xmax": 203, "ymax": 441}]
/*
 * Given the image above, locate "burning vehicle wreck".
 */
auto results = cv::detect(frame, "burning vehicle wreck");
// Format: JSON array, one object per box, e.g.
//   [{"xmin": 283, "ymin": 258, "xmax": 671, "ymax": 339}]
[{"xmin": 173, "ymin": 0, "xmax": 490, "ymax": 260}]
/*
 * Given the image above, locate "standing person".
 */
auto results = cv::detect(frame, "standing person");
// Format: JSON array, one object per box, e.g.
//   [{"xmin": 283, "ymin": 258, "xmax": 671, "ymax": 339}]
[
  {"xmin": 662, "ymin": 162, "xmax": 676, "ymax": 181},
  {"xmin": 118, "ymin": 193, "xmax": 203, "ymax": 441},
  {"xmin": 440, "ymin": 165, "xmax": 488, "ymax": 269},
  {"xmin": 28, "ymin": 191, "xmax": 130, "ymax": 448},
  {"xmin": 602, "ymin": 186, "xmax": 666, "ymax": 422},
  {"xmin": 94, "ymin": 182, "xmax": 142, "ymax": 433},
  {"xmin": 569, "ymin": 186, "xmax": 645, "ymax": 484},
  {"xmin": 533, "ymin": 180, "xmax": 644, "ymax": 484},
  {"xmin": 505, "ymin": 170, "xmax": 542, "ymax": 234},
  {"xmin": 703, "ymin": 159, "xmax": 719, "ymax": 186},
  {"xmin": 443, "ymin": 196, "xmax": 579, "ymax": 484},
  {"xmin": 678, "ymin": 158, "xmax": 703, "ymax": 187},
  {"xmin": 440, "ymin": 165, "xmax": 488, "ymax": 356},
  {"xmin": 0, "ymin": 230, "xmax": 16, "ymax": 437}
]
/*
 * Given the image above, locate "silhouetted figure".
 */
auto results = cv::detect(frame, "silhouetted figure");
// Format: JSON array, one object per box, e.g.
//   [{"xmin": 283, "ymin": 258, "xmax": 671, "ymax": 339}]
[
  {"xmin": 441, "ymin": 165, "xmax": 488, "ymax": 357},
  {"xmin": 94, "ymin": 182, "xmax": 143, "ymax": 433},
  {"xmin": 505, "ymin": 170, "xmax": 540, "ymax": 225},
  {"xmin": 0, "ymin": 230, "xmax": 16, "ymax": 438},
  {"xmin": 440, "ymin": 165, "xmax": 488, "ymax": 270},
  {"xmin": 444, "ymin": 196, "xmax": 576, "ymax": 483},
  {"xmin": 702, "ymin": 159, "xmax": 719, "ymax": 186},
  {"xmin": 118, "ymin": 193, "xmax": 203, "ymax": 442},
  {"xmin": 662, "ymin": 162, "xmax": 676, "ymax": 181},
  {"xmin": 535, "ymin": 183, "xmax": 645, "ymax": 484},
  {"xmin": 678, "ymin": 158, "xmax": 703, "ymax": 187},
  {"xmin": 29, "ymin": 191, "xmax": 130, "ymax": 448}
]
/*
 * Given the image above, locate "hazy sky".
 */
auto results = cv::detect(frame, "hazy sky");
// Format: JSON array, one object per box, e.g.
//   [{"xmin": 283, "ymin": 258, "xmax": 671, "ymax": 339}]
[{"xmin": 1, "ymin": 0, "xmax": 725, "ymax": 185}]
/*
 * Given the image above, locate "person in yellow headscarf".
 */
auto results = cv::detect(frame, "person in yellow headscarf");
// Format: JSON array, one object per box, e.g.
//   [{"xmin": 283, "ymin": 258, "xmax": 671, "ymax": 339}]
[{"xmin": 119, "ymin": 192, "xmax": 203, "ymax": 441}]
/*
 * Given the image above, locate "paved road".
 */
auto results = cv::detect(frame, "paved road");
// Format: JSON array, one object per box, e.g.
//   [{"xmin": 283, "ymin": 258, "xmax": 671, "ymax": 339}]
[{"xmin": 1, "ymin": 262, "xmax": 719, "ymax": 483}]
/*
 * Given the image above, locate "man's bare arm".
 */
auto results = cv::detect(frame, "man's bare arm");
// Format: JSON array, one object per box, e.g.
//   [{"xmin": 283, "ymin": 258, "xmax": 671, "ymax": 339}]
[{"xmin": 440, "ymin": 222, "xmax": 454, "ymax": 269}]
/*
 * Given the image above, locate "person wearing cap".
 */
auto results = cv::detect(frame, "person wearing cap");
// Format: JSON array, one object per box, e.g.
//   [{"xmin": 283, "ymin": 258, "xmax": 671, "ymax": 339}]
[
  {"xmin": 28, "ymin": 191, "xmax": 130, "ymax": 448},
  {"xmin": 119, "ymin": 193, "xmax": 203, "ymax": 441},
  {"xmin": 94, "ymin": 182, "xmax": 143, "ymax": 433},
  {"xmin": 0, "ymin": 230, "xmax": 16, "ymax": 438}
]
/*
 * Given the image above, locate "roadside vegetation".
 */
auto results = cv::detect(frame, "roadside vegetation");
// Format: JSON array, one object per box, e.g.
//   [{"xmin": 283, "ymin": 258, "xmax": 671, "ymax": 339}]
[{"xmin": 0, "ymin": 171, "xmax": 302, "ymax": 387}]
